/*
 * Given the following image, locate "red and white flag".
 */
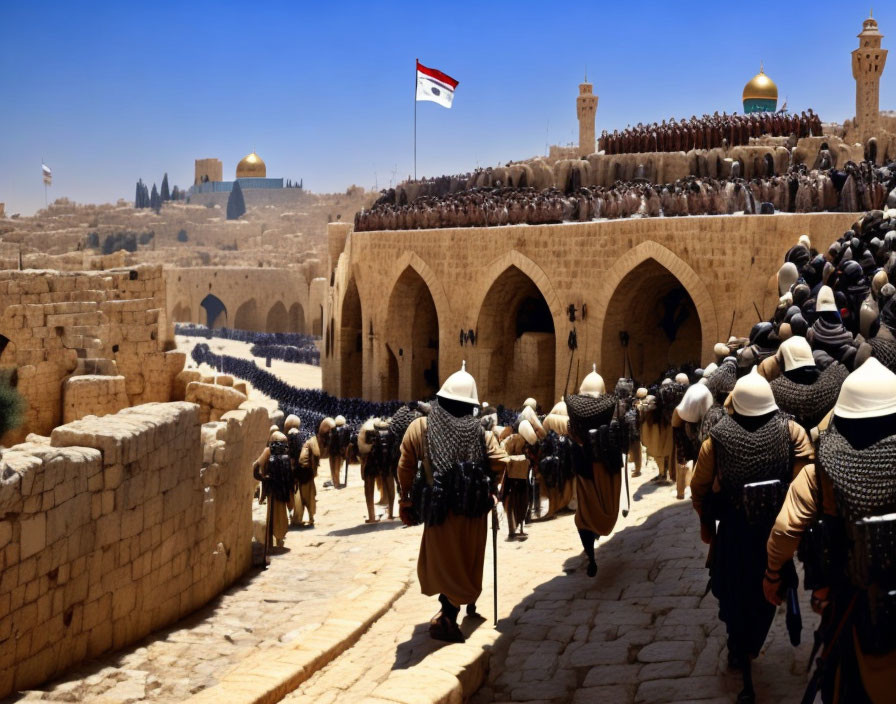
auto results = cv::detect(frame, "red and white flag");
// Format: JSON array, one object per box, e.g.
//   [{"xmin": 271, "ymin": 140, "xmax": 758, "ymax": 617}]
[{"xmin": 416, "ymin": 60, "xmax": 458, "ymax": 109}]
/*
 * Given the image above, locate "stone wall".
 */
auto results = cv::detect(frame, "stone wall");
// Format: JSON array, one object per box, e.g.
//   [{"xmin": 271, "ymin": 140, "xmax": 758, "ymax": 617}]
[
  {"xmin": 0, "ymin": 399, "xmax": 270, "ymax": 697},
  {"xmin": 323, "ymin": 212, "xmax": 860, "ymax": 409},
  {"xmin": 0, "ymin": 264, "xmax": 183, "ymax": 443},
  {"xmin": 165, "ymin": 267, "xmax": 312, "ymax": 334}
]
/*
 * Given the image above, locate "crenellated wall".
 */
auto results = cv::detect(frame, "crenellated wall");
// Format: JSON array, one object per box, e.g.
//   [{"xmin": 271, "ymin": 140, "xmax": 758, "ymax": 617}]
[{"xmin": 0, "ymin": 399, "xmax": 270, "ymax": 697}]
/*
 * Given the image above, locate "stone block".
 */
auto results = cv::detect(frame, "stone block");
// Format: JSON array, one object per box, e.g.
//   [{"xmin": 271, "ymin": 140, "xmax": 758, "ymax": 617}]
[{"xmin": 19, "ymin": 515, "xmax": 46, "ymax": 560}]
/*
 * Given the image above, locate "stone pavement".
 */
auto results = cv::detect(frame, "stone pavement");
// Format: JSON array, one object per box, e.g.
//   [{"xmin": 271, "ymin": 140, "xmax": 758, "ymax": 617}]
[
  {"xmin": 282, "ymin": 464, "xmax": 815, "ymax": 704},
  {"xmin": 8, "ymin": 465, "xmax": 419, "ymax": 703}
]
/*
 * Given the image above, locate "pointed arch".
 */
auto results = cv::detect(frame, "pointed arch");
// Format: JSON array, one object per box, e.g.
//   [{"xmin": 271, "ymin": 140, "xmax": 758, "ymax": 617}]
[
  {"xmin": 200, "ymin": 294, "xmax": 227, "ymax": 329},
  {"xmin": 383, "ymin": 264, "xmax": 441, "ymax": 401},
  {"xmin": 265, "ymin": 301, "xmax": 289, "ymax": 332},
  {"xmin": 594, "ymin": 241, "xmax": 719, "ymax": 379},
  {"xmin": 470, "ymin": 250, "xmax": 562, "ymax": 328}
]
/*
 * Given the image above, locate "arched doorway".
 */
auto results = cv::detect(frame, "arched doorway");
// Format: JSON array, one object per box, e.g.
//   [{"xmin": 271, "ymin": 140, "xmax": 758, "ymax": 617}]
[
  {"xmin": 384, "ymin": 267, "xmax": 440, "ymax": 401},
  {"xmin": 234, "ymin": 299, "xmax": 261, "ymax": 331},
  {"xmin": 601, "ymin": 258, "xmax": 702, "ymax": 385},
  {"xmin": 171, "ymin": 301, "xmax": 192, "ymax": 323},
  {"xmin": 289, "ymin": 303, "xmax": 306, "ymax": 334},
  {"xmin": 266, "ymin": 301, "xmax": 289, "ymax": 332},
  {"xmin": 340, "ymin": 279, "xmax": 363, "ymax": 398},
  {"xmin": 200, "ymin": 294, "xmax": 227, "ymax": 329},
  {"xmin": 476, "ymin": 266, "xmax": 556, "ymax": 409}
]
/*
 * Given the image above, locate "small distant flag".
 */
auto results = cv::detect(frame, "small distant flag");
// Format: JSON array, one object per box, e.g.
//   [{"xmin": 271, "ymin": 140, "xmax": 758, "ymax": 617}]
[
  {"xmin": 416, "ymin": 61, "xmax": 458, "ymax": 109},
  {"xmin": 42, "ymin": 163, "xmax": 52, "ymax": 186}
]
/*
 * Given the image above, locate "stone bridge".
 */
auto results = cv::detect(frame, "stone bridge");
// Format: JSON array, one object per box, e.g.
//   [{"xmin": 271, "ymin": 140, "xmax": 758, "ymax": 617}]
[{"xmin": 322, "ymin": 213, "xmax": 858, "ymax": 408}]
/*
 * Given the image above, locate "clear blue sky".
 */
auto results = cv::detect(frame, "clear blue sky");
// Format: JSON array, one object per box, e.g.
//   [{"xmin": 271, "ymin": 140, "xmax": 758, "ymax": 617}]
[{"xmin": 1, "ymin": 1, "xmax": 892, "ymax": 214}]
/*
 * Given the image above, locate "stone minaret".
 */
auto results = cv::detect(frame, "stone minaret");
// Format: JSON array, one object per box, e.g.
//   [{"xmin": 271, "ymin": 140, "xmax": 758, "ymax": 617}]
[
  {"xmin": 576, "ymin": 79, "xmax": 598, "ymax": 157},
  {"xmin": 852, "ymin": 12, "xmax": 887, "ymax": 141}
]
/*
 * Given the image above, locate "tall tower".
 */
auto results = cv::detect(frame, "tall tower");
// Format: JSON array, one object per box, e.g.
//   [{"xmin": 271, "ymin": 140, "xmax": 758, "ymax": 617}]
[
  {"xmin": 852, "ymin": 12, "xmax": 887, "ymax": 141},
  {"xmin": 577, "ymin": 79, "xmax": 598, "ymax": 157}
]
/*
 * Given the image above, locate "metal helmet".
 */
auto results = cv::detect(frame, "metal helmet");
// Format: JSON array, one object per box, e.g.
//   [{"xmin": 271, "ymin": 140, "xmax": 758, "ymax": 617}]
[
  {"xmin": 778, "ymin": 335, "xmax": 815, "ymax": 372},
  {"xmin": 834, "ymin": 357, "xmax": 896, "ymax": 419},
  {"xmin": 579, "ymin": 364, "xmax": 605, "ymax": 397},
  {"xmin": 522, "ymin": 397, "xmax": 537, "ymax": 410},
  {"xmin": 437, "ymin": 361, "xmax": 479, "ymax": 405},
  {"xmin": 730, "ymin": 368, "xmax": 778, "ymax": 417},
  {"xmin": 518, "ymin": 420, "xmax": 538, "ymax": 446}
]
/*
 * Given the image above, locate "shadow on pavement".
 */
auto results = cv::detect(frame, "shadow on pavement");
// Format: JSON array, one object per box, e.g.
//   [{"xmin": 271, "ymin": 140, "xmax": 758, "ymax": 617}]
[{"xmin": 326, "ymin": 520, "xmax": 406, "ymax": 537}]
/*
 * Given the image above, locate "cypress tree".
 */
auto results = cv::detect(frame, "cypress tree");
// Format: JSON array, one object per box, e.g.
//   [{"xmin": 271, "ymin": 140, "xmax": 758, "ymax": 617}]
[
  {"xmin": 226, "ymin": 181, "xmax": 246, "ymax": 220},
  {"xmin": 171, "ymin": 185, "xmax": 180, "ymax": 201},
  {"xmin": 150, "ymin": 184, "xmax": 160, "ymax": 212},
  {"xmin": 160, "ymin": 173, "xmax": 170, "ymax": 201}
]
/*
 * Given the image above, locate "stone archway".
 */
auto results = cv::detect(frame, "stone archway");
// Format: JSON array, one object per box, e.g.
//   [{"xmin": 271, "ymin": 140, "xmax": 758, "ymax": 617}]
[
  {"xmin": 600, "ymin": 258, "xmax": 703, "ymax": 385},
  {"xmin": 340, "ymin": 278, "xmax": 363, "ymax": 398},
  {"xmin": 594, "ymin": 241, "xmax": 719, "ymax": 383},
  {"xmin": 200, "ymin": 294, "xmax": 227, "ymax": 329},
  {"xmin": 265, "ymin": 301, "xmax": 289, "ymax": 332},
  {"xmin": 234, "ymin": 299, "xmax": 261, "ymax": 331},
  {"xmin": 475, "ymin": 265, "xmax": 556, "ymax": 409},
  {"xmin": 171, "ymin": 301, "xmax": 192, "ymax": 323},
  {"xmin": 289, "ymin": 303, "xmax": 306, "ymax": 334},
  {"xmin": 384, "ymin": 266, "xmax": 440, "ymax": 401}
]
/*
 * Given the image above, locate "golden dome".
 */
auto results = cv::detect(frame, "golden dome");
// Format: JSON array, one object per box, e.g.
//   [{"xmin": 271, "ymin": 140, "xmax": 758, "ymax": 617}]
[
  {"xmin": 236, "ymin": 152, "xmax": 266, "ymax": 179},
  {"xmin": 742, "ymin": 68, "xmax": 778, "ymax": 102}
]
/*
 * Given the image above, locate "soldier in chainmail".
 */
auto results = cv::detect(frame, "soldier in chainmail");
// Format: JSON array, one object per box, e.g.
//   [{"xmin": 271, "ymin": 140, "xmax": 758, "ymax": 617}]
[
  {"xmin": 284, "ymin": 414, "xmax": 304, "ymax": 527},
  {"xmin": 566, "ymin": 365, "xmax": 623, "ymax": 578},
  {"xmin": 671, "ymin": 383, "xmax": 713, "ymax": 500},
  {"xmin": 396, "ymin": 363, "xmax": 509, "ymax": 643},
  {"xmin": 766, "ymin": 358, "xmax": 896, "ymax": 704},
  {"xmin": 769, "ymin": 335, "xmax": 848, "ymax": 439},
  {"xmin": 357, "ymin": 417, "xmax": 394, "ymax": 522},
  {"xmin": 540, "ymin": 400, "xmax": 575, "ymax": 516},
  {"xmin": 500, "ymin": 420, "xmax": 538, "ymax": 540},
  {"xmin": 253, "ymin": 431, "xmax": 296, "ymax": 548},
  {"xmin": 691, "ymin": 370, "xmax": 813, "ymax": 703},
  {"xmin": 627, "ymin": 387, "xmax": 646, "ymax": 478},
  {"xmin": 327, "ymin": 415, "xmax": 349, "ymax": 488},
  {"xmin": 295, "ymin": 419, "xmax": 331, "ymax": 526}
]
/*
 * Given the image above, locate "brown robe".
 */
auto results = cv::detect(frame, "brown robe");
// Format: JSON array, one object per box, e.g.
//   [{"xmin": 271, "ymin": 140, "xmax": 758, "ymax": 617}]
[
  {"xmin": 397, "ymin": 417, "xmax": 509, "ymax": 606},
  {"xmin": 541, "ymin": 412, "xmax": 575, "ymax": 515},
  {"xmin": 768, "ymin": 461, "xmax": 896, "ymax": 704},
  {"xmin": 254, "ymin": 446, "xmax": 294, "ymax": 542},
  {"xmin": 574, "ymin": 455, "xmax": 622, "ymax": 536}
]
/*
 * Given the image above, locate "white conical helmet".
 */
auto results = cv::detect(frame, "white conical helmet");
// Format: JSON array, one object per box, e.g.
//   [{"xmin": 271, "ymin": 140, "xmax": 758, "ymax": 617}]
[
  {"xmin": 519, "ymin": 405, "xmax": 545, "ymax": 438},
  {"xmin": 518, "ymin": 419, "xmax": 537, "ymax": 446},
  {"xmin": 676, "ymin": 383, "xmax": 713, "ymax": 423},
  {"xmin": 334, "ymin": 415, "xmax": 346, "ymax": 427},
  {"xmin": 778, "ymin": 336, "xmax": 815, "ymax": 372},
  {"xmin": 730, "ymin": 368, "xmax": 778, "ymax": 417},
  {"xmin": 799, "ymin": 234, "xmax": 811, "ymax": 250},
  {"xmin": 834, "ymin": 357, "xmax": 896, "ymax": 419},
  {"xmin": 284, "ymin": 414, "xmax": 301, "ymax": 431},
  {"xmin": 816, "ymin": 285, "xmax": 837, "ymax": 313},
  {"xmin": 635, "ymin": 387, "xmax": 648, "ymax": 399},
  {"xmin": 437, "ymin": 361, "xmax": 479, "ymax": 405},
  {"xmin": 522, "ymin": 397, "xmax": 537, "ymax": 410},
  {"xmin": 549, "ymin": 400, "xmax": 568, "ymax": 417},
  {"xmin": 778, "ymin": 262, "xmax": 799, "ymax": 296},
  {"xmin": 702, "ymin": 362, "xmax": 718, "ymax": 377},
  {"xmin": 675, "ymin": 372, "xmax": 690, "ymax": 386},
  {"xmin": 579, "ymin": 364, "xmax": 605, "ymax": 397}
]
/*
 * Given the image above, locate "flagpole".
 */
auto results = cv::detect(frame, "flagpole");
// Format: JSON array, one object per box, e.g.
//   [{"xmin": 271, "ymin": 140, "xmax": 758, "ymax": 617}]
[{"xmin": 414, "ymin": 58, "xmax": 417, "ymax": 181}]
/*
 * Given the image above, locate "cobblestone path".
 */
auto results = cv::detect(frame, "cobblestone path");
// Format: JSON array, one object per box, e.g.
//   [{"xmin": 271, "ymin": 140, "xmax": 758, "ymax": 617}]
[
  {"xmin": 10, "ymin": 466, "xmax": 419, "ymax": 703},
  {"xmin": 285, "ymin": 464, "xmax": 815, "ymax": 704}
]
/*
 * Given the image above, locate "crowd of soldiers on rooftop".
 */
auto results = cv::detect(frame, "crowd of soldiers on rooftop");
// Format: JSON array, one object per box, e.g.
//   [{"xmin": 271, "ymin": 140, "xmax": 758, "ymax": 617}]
[
  {"xmin": 354, "ymin": 160, "xmax": 895, "ymax": 231},
  {"xmin": 598, "ymin": 110, "xmax": 824, "ymax": 155}
]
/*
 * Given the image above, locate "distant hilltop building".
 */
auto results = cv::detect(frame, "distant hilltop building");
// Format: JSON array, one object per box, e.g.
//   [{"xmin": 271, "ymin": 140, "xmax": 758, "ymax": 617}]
[
  {"xmin": 742, "ymin": 66, "xmax": 778, "ymax": 113},
  {"xmin": 189, "ymin": 151, "xmax": 299, "ymax": 195}
]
